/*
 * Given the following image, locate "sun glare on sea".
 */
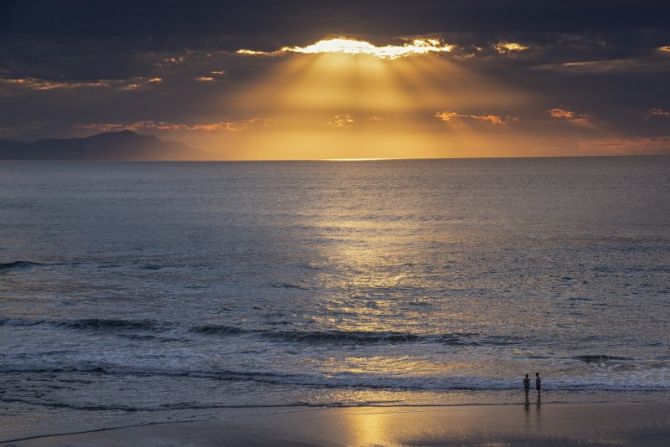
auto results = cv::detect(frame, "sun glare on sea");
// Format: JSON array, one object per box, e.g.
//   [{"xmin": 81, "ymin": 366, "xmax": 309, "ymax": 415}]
[{"xmin": 324, "ymin": 157, "xmax": 394, "ymax": 161}]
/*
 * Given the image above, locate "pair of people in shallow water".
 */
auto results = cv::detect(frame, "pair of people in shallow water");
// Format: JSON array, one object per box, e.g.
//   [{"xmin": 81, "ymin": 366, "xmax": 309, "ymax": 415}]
[{"xmin": 523, "ymin": 372, "xmax": 542, "ymax": 395}]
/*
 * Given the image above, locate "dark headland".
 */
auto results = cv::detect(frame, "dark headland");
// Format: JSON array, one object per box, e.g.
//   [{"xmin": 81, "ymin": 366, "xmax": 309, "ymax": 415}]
[{"xmin": 0, "ymin": 130, "xmax": 202, "ymax": 161}]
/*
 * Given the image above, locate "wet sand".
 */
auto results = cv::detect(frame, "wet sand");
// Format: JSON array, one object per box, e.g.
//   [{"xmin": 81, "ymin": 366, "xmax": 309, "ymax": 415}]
[{"xmin": 4, "ymin": 401, "xmax": 669, "ymax": 446}]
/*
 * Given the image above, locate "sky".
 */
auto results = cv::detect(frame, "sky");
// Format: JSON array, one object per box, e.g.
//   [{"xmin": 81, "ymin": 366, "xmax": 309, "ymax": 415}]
[{"xmin": 1, "ymin": 0, "xmax": 669, "ymax": 160}]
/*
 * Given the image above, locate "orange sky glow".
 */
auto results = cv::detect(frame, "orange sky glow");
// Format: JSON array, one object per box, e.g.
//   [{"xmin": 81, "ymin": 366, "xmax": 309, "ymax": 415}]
[
  {"xmin": 188, "ymin": 37, "xmax": 538, "ymax": 159},
  {"xmin": 156, "ymin": 37, "xmax": 663, "ymax": 160},
  {"xmin": 12, "ymin": 35, "xmax": 667, "ymax": 160}
]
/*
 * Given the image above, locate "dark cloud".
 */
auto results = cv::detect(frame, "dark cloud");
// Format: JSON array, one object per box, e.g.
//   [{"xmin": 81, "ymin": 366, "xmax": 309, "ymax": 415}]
[{"xmin": 3, "ymin": 1, "xmax": 669, "ymax": 37}]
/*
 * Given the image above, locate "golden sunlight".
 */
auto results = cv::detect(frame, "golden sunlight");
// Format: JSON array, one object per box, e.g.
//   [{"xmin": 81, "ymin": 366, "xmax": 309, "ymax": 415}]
[
  {"xmin": 493, "ymin": 42, "xmax": 530, "ymax": 54},
  {"xmin": 237, "ymin": 37, "xmax": 454, "ymax": 59},
  {"xmin": 218, "ymin": 36, "xmax": 534, "ymax": 159}
]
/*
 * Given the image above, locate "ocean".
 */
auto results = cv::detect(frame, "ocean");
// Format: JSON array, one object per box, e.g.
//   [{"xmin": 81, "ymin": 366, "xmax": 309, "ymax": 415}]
[{"xmin": 1, "ymin": 157, "xmax": 669, "ymax": 437}]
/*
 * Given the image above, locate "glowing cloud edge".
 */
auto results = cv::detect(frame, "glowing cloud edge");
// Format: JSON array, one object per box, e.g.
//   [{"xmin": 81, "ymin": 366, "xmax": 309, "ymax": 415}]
[
  {"xmin": 237, "ymin": 37, "xmax": 454, "ymax": 59},
  {"xmin": 493, "ymin": 42, "xmax": 530, "ymax": 54}
]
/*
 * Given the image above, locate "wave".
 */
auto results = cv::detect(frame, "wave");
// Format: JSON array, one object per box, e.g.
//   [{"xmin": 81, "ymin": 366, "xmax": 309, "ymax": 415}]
[
  {"xmin": 0, "ymin": 396, "xmax": 412, "ymax": 414},
  {"xmin": 574, "ymin": 355, "xmax": 635, "ymax": 363},
  {"xmin": 189, "ymin": 325, "xmax": 485, "ymax": 345},
  {"xmin": 270, "ymin": 282, "xmax": 311, "ymax": 290},
  {"xmin": 0, "ymin": 317, "xmax": 170, "ymax": 333},
  {"xmin": 265, "ymin": 330, "xmax": 512, "ymax": 345},
  {"xmin": 266, "ymin": 329, "xmax": 425, "ymax": 343},
  {"xmin": 2, "ymin": 365, "xmax": 669, "ymax": 392},
  {"xmin": 0, "ymin": 260, "xmax": 44, "ymax": 271},
  {"xmin": 0, "ymin": 317, "xmax": 45, "ymax": 327},
  {"xmin": 190, "ymin": 325, "xmax": 247, "ymax": 335},
  {"xmin": 56, "ymin": 319, "xmax": 166, "ymax": 331},
  {"xmin": 0, "ymin": 318, "xmax": 171, "ymax": 332},
  {"xmin": 2, "ymin": 317, "xmax": 516, "ymax": 347}
]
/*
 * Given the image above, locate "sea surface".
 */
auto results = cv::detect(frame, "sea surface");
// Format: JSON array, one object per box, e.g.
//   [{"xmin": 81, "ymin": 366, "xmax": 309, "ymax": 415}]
[{"xmin": 1, "ymin": 157, "xmax": 669, "ymax": 438}]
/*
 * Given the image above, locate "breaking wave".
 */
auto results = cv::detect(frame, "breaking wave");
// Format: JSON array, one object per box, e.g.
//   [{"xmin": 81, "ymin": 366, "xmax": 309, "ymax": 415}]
[
  {"xmin": 0, "ymin": 261, "xmax": 44, "ymax": 271},
  {"xmin": 2, "ymin": 364, "xmax": 668, "ymax": 393}
]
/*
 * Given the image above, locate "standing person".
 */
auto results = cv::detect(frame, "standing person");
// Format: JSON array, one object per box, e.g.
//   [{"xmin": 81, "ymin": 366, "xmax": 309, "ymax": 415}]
[
  {"xmin": 535, "ymin": 372, "xmax": 542, "ymax": 395},
  {"xmin": 523, "ymin": 374, "xmax": 530, "ymax": 394}
]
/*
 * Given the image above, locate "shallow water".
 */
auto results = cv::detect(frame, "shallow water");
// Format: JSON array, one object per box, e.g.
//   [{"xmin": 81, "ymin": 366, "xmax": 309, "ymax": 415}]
[{"xmin": 0, "ymin": 157, "xmax": 669, "ymax": 429}]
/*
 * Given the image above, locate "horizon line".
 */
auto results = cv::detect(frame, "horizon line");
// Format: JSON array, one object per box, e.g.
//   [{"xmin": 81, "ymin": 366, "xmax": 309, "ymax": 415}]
[{"xmin": 2, "ymin": 153, "xmax": 668, "ymax": 163}]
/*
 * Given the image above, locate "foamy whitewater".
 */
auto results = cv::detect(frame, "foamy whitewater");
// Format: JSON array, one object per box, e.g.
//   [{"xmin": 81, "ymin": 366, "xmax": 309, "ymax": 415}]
[{"xmin": 1, "ymin": 158, "xmax": 669, "ymax": 434}]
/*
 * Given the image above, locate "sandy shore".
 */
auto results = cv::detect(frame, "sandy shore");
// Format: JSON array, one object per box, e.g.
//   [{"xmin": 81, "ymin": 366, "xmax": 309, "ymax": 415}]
[{"xmin": 3, "ymin": 401, "xmax": 669, "ymax": 446}]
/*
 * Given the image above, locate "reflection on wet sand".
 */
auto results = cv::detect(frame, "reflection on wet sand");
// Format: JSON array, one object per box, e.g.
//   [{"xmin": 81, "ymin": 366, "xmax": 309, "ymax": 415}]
[{"xmin": 7, "ymin": 401, "xmax": 668, "ymax": 446}]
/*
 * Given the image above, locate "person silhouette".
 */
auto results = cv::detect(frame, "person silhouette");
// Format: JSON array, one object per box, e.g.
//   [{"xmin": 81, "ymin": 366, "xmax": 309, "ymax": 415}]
[
  {"xmin": 523, "ymin": 373, "xmax": 530, "ymax": 396},
  {"xmin": 535, "ymin": 372, "xmax": 542, "ymax": 395}
]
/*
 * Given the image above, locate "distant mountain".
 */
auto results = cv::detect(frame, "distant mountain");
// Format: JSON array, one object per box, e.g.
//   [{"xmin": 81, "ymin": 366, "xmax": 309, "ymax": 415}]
[{"xmin": 0, "ymin": 131, "xmax": 204, "ymax": 160}]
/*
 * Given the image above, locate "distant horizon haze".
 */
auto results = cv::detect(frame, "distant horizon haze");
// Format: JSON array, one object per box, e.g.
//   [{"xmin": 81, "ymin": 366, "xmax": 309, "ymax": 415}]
[{"xmin": 1, "ymin": 129, "xmax": 670, "ymax": 161}]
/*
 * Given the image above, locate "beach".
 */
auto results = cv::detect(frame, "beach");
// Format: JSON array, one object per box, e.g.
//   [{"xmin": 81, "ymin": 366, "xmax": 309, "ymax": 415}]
[{"xmin": 4, "ymin": 401, "xmax": 669, "ymax": 446}]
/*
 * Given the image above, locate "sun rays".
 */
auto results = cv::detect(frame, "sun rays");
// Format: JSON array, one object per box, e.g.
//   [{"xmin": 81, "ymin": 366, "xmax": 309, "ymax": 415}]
[{"xmin": 220, "ymin": 36, "xmax": 533, "ymax": 159}]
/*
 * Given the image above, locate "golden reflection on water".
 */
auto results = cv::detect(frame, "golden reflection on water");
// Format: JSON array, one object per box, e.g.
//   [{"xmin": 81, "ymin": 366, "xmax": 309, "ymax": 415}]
[
  {"xmin": 305, "ymin": 191, "xmax": 454, "ymax": 336},
  {"xmin": 336, "ymin": 406, "xmax": 472, "ymax": 446},
  {"xmin": 332, "ymin": 403, "xmax": 549, "ymax": 446},
  {"xmin": 321, "ymin": 356, "xmax": 470, "ymax": 377},
  {"xmin": 261, "ymin": 399, "xmax": 647, "ymax": 447},
  {"xmin": 343, "ymin": 410, "xmax": 395, "ymax": 447}
]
